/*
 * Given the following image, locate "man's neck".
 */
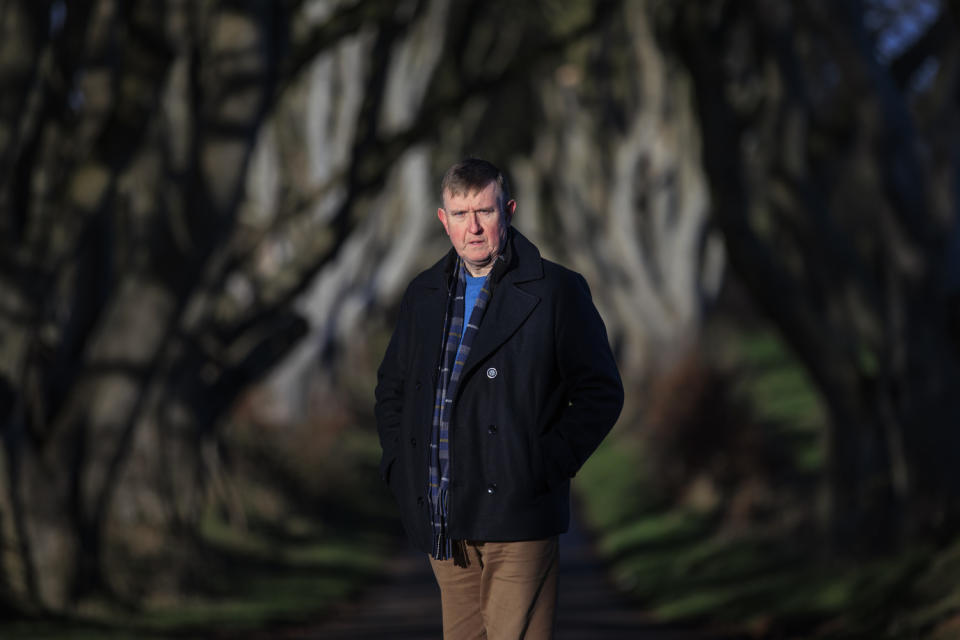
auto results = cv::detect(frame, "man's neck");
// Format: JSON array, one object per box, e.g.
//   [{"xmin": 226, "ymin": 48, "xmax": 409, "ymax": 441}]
[{"xmin": 465, "ymin": 263, "xmax": 493, "ymax": 277}]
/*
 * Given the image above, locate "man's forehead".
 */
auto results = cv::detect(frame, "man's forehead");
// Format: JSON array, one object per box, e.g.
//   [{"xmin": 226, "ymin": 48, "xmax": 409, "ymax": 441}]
[{"xmin": 443, "ymin": 182, "xmax": 498, "ymax": 203}]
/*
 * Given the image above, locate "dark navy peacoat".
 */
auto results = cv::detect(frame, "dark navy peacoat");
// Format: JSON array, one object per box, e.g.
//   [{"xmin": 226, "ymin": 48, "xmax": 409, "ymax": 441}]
[{"xmin": 375, "ymin": 228, "xmax": 624, "ymax": 553}]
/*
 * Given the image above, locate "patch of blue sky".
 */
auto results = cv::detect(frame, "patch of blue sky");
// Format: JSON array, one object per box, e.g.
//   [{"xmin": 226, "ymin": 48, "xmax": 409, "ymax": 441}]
[{"xmin": 864, "ymin": 0, "xmax": 941, "ymax": 62}]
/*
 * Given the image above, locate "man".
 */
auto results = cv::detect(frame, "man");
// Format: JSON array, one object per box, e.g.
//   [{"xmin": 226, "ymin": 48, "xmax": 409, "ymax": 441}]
[{"xmin": 375, "ymin": 158, "xmax": 623, "ymax": 639}]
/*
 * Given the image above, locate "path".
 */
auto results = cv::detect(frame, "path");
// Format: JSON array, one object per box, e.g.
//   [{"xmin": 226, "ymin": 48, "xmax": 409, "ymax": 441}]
[{"xmin": 259, "ymin": 513, "xmax": 712, "ymax": 639}]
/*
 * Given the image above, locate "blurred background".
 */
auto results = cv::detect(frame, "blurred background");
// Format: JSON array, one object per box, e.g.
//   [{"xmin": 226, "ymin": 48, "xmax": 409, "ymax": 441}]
[{"xmin": 1, "ymin": 0, "xmax": 959, "ymax": 637}]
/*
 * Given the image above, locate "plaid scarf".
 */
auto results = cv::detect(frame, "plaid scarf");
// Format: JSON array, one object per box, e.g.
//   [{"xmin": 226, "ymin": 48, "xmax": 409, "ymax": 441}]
[{"xmin": 428, "ymin": 259, "xmax": 493, "ymax": 560}]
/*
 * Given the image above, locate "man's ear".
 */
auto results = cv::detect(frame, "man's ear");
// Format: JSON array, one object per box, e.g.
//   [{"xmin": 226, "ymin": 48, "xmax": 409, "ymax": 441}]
[
  {"xmin": 505, "ymin": 199, "xmax": 517, "ymax": 223},
  {"xmin": 437, "ymin": 207, "xmax": 449, "ymax": 234}
]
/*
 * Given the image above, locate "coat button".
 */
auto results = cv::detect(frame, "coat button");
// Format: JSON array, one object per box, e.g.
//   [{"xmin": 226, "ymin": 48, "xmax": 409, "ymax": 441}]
[
  {"xmin": 417, "ymin": 496, "xmax": 424, "ymax": 506},
  {"xmin": 410, "ymin": 437, "xmax": 417, "ymax": 447},
  {"xmin": 415, "ymin": 381, "xmax": 422, "ymax": 390},
  {"xmin": 486, "ymin": 367, "xmax": 498, "ymax": 379},
  {"xmin": 487, "ymin": 424, "xmax": 497, "ymax": 435},
  {"xmin": 486, "ymin": 483, "xmax": 497, "ymax": 495}
]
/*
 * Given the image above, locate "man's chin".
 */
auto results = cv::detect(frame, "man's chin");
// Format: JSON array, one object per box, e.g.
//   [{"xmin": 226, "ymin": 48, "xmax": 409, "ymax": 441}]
[
  {"xmin": 462, "ymin": 254, "xmax": 494, "ymax": 273},
  {"xmin": 463, "ymin": 249, "xmax": 491, "ymax": 262}
]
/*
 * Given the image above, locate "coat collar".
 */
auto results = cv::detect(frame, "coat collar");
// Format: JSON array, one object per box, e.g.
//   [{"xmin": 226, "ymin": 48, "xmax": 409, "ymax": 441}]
[
  {"xmin": 415, "ymin": 228, "xmax": 544, "ymax": 382},
  {"xmin": 436, "ymin": 228, "xmax": 544, "ymax": 377},
  {"xmin": 428, "ymin": 227, "xmax": 543, "ymax": 290}
]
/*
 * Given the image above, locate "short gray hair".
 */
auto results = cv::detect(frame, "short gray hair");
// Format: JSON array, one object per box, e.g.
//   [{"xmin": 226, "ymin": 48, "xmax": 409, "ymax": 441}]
[{"xmin": 440, "ymin": 158, "xmax": 511, "ymax": 211}]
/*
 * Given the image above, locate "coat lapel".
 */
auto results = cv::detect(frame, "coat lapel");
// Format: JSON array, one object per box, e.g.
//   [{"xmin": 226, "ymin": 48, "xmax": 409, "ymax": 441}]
[
  {"xmin": 417, "ymin": 282, "xmax": 450, "ymax": 387},
  {"xmin": 410, "ymin": 250, "xmax": 457, "ymax": 386},
  {"xmin": 462, "ymin": 229, "xmax": 544, "ymax": 375},
  {"xmin": 464, "ymin": 282, "xmax": 539, "ymax": 375}
]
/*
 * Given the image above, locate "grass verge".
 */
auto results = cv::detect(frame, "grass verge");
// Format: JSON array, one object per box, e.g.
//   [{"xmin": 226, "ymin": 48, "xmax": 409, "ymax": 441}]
[{"xmin": 576, "ymin": 326, "xmax": 960, "ymax": 638}]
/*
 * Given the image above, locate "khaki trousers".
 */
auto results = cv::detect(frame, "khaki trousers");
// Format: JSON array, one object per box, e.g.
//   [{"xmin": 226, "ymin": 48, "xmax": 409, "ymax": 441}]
[{"xmin": 428, "ymin": 537, "xmax": 559, "ymax": 640}]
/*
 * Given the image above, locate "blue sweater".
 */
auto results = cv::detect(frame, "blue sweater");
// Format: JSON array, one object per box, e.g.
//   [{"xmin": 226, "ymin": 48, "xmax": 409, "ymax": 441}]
[{"xmin": 458, "ymin": 272, "xmax": 486, "ymax": 353}]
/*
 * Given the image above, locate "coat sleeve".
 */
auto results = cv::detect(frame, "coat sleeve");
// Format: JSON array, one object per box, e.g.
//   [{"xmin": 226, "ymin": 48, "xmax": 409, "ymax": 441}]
[
  {"xmin": 374, "ymin": 288, "xmax": 412, "ymax": 485},
  {"xmin": 539, "ymin": 272, "xmax": 624, "ymax": 491}
]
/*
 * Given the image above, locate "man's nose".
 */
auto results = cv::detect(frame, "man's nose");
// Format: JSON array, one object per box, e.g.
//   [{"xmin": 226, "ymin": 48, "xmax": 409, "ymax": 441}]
[{"xmin": 468, "ymin": 213, "xmax": 482, "ymax": 232}]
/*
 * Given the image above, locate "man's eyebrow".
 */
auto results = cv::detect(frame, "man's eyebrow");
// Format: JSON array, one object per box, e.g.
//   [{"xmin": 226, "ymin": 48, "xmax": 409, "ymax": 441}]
[{"xmin": 448, "ymin": 206, "xmax": 495, "ymax": 214}]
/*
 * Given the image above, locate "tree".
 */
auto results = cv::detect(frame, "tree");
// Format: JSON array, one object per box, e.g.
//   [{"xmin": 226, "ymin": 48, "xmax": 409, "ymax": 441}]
[
  {"xmin": 262, "ymin": 0, "xmax": 724, "ymax": 411},
  {"xmin": 0, "ymin": 0, "xmax": 301, "ymax": 609},
  {"xmin": 660, "ymin": 0, "xmax": 960, "ymax": 544}
]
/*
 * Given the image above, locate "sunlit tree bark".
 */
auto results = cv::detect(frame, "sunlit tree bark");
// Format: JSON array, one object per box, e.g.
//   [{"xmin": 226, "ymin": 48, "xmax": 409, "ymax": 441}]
[
  {"xmin": 259, "ymin": 0, "xmax": 723, "ymax": 414},
  {"xmin": 0, "ymin": 0, "xmax": 722, "ymax": 612}
]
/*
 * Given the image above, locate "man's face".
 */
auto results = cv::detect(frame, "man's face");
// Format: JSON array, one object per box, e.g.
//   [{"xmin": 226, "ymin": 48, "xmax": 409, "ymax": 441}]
[{"xmin": 438, "ymin": 182, "xmax": 516, "ymax": 276}]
